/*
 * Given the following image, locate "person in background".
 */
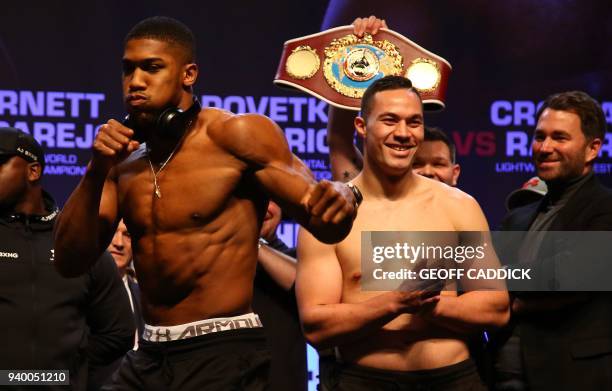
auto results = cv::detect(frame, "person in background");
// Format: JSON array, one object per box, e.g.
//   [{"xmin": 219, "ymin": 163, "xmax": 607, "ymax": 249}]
[
  {"xmin": 0, "ymin": 127, "xmax": 133, "ymax": 390},
  {"xmin": 505, "ymin": 176, "xmax": 548, "ymax": 212},
  {"xmin": 54, "ymin": 16, "xmax": 356, "ymax": 390},
  {"xmin": 297, "ymin": 75, "xmax": 509, "ymax": 391},
  {"xmin": 253, "ymin": 200, "xmax": 307, "ymax": 391},
  {"xmin": 494, "ymin": 91, "xmax": 612, "ymax": 390},
  {"xmin": 89, "ymin": 219, "xmax": 144, "ymax": 390}
]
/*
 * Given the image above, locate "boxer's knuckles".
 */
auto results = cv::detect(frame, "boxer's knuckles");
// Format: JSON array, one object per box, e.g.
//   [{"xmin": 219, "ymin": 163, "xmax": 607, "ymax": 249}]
[
  {"xmin": 308, "ymin": 181, "xmax": 355, "ymax": 220},
  {"xmin": 91, "ymin": 120, "xmax": 139, "ymax": 170}
]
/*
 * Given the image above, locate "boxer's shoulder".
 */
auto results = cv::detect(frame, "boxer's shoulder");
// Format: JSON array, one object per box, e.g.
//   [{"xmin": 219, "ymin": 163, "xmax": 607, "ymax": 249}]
[
  {"xmin": 415, "ymin": 175, "xmax": 483, "ymax": 224},
  {"xmin": 196, "ymin": 107, "xmax": 233, "ymax": 132},
  {"xmin": 418, "ymin": 175, "xmax": 472, "ymax": 203},
  {"xmin": 205, "ymin": 111, "xmax": 288, "ymax": 161},
  {"xmin": 437, "ymin": 184, "xmax": 487, "ymax": 230}
]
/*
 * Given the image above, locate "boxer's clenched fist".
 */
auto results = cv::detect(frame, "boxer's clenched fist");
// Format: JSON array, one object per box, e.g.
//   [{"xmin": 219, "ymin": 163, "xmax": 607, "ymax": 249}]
[
  {"xmin": 91, "ymin": 120, "xmax": 140, "ymax": 174},
  {"xmin": 305, "ymin": 180, "xmax": 357, "ymax": 224}
]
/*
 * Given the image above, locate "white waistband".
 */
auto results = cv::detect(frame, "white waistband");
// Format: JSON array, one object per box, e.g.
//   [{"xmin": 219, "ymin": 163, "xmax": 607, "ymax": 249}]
[{"xmin": 143, "ymin": 312, "xmax": 263, "ymax": 342}]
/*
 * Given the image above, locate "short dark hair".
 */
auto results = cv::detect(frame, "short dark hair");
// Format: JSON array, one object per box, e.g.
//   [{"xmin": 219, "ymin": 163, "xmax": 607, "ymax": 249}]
[
  {"xmin": 536, "ymin": 91, "xmax": 607, "ymax": 140},
  {"xmin": 125, "ymin": 16, "xmax": 196, "ymax": 63},
  {"xmin": 360, "ymin": 75, "xmax": 422, "ymax": 120},
  {"xmin": 424, "ymin": 126, "xmax": 456, "ymax": 163}
]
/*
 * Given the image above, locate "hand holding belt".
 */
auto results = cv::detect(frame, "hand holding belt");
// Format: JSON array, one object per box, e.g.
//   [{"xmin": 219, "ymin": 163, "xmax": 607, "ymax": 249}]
[{"xmin": 274, "ymin": 26, "xmax": 452, "ymax": 111}]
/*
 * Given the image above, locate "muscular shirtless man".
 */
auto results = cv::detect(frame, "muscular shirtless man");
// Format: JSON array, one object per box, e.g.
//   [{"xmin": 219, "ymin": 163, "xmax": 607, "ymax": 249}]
[
  {"xmin": 53, "ymin": 17, "xmax": 356, "ymax": 390},
  {"xmin": 327, "ymin": 17, "xmax": 461, "ymax": 187},
  {"xmin": 296, "ymin": 75, "xmax": 509, "ymax": 390},
  {"xmin": 329, "ymin": 109, "xmax": 460, "ymax": 186}
]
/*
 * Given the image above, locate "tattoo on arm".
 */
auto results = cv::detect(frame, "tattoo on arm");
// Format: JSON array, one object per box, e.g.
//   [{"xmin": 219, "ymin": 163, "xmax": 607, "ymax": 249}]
[{"xmin": 343, "ymin": 170, "xmax": 357, "ymax": 181}]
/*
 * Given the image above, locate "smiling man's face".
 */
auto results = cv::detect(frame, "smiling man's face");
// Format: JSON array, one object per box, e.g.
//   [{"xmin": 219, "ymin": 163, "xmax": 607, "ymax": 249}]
[
  {"xmin": 532, "ymin": 108, "xmax": 594, "ymax": 183},
  {"xmin": 357, "ymin": 88, "xmax": 424, "ymax": 177}
]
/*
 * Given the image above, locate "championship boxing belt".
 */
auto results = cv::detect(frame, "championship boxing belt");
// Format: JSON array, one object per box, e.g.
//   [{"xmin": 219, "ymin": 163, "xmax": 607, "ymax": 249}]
[{"xmin": 274, "ymin": 26, "xmax": 451, "ymax": 111}]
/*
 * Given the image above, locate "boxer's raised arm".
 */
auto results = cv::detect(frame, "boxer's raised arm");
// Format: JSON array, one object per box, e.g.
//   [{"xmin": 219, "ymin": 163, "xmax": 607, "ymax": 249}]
[
  {"xmin": 326, "ymin": 16, "xmax": 388, "ymax": 182},
  {"xmin": 327, "ymin": 106, "xmax": 363, "ymax": 182},
  {"xmin": 54, "ymin": 168, "xmax": 119, "ymax": 278},
  {"xmin": 210, "ymin": 113, "xmax": 356, "ymax": 244},
  {"xmin": 54, "ymin": 120, "xmax": 137, "ymax": 277}
]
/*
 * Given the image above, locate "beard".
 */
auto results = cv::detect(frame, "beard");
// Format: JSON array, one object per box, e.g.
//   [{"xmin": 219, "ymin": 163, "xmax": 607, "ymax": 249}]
[{"xmin": 536, "ymin": 156, "xmax": 586, "ymax": 184}]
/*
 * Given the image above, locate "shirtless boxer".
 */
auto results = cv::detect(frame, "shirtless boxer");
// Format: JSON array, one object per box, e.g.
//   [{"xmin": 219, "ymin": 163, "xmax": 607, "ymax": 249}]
[
  {"xmin": 53, "ymin": 17, "xmax": 356, "ymax": 390},
  {"xmin": 327, "ymin": 18, "xmax": 461, "ymax": 187},
  {"xmin": 296, "ymin": 75, "xmax": 509, "ymax": 390},
  {"xmin": 330, "ymin": 112, "xmax": 461, "ymax": 186}
]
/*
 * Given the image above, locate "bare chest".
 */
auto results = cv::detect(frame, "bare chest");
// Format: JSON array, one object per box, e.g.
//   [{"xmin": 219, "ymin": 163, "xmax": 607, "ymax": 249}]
[
  {"xmin": 116, "ymin": 142, "xmax": 252, "ymax": 233},
  {"xmin": 336, "ymin": 199, "xmax": 457, "ymax": 297}
]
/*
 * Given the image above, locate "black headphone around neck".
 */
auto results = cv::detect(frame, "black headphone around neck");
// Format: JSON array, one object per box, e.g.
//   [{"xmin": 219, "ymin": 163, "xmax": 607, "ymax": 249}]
[{"xmin": 124, "ymin": 96, "xmax": 201, "ymax": 142}]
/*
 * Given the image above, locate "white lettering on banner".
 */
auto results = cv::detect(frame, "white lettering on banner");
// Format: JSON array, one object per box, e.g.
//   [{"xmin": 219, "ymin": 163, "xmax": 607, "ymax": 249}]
[
  {"xmin": 20, "ymin": 91, "xmax": 44, "ymax": 116},
  {"xmin": 269, "ymin": 97, "xmax": 288, "ymax": 122},
  {"xmin": 505, "ymin": 131, "xmax": 530, "ymax": 157},
  {"xmin": 603, "ymin": 102, "xmax": 612, "ymax": 124},
  {"xmin": 503, "ymin": 130, "xmax": 611, "ymax": 159},
  {"xmin": 43, "ymin": 154, "xmax": 86, "ymax": 176},
  {"xmin": 44, "ymin": 165, "xmax": 87, "ymax": 176},
  {"xmin": 599, "ymin": 133, "xmax": 612, "ymax": 158},
  {"xmin": 492, "ymin": 100, "xmax": 612, "ymax": 128},
  {"xmin": 0, "ymin": 90, "xmax": 105, "ymax": 118},
  {"xmin": 0, "ymin": 90, "xmax": 18, "ymax": 115},
  {"xmin": 223, "ymin": 96, "xmax": 246, "ymax": 114},
  {"xmin": 0, "ymin": 121, "xmax": 98, "ymax": 150},
  {"xmin": 288, "ymin": 97, "xmax": 308, "ymax": 122},
  {"xmin": 490, "ymin": 100, "xmax": 544, "ymax": 126},
  {"xmin": 513, "ymin": 101, "xmax": 537, "ymax": 126},
  {"xmin": 303, "ymin": 159, "xmax": 328, "ymax": 170},
  {"xmin": 47, "ymin": 92, "xmax": 65, "ymax": 117},
  {"xmin": 308, "ymin": 98, "xmax": 327, "ymax": 123},
  {"xmin": 0, "ymin": 89, "xmax": 105, "ymax": 152},
  {"xmin": 490, "ymin": 101, "xmax": 512, "ymax": 126},
  {"xmin": 285, "ymin": 127, "xmax": 329, "ymax": 154},
  {"xmin": 495, "ymin": 161, "xmax": 535, "ymax": 173},
  {"xmin": 45, "ymin": 154, "xmax": 78, "ymax": 164},
  {"xmin": 200, "ymin": 95, "xmax": 328, "ymax": 123},
  {"xmin": 200, "ymin": 95, "xmax": 222, "ymax": 109},
  {"xmin": 246, "ymin": 96, "xmax": 268, "ymax": 115}
]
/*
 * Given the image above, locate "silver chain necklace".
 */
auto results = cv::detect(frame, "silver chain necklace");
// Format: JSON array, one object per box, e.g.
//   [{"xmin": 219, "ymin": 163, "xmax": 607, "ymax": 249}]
[
  {"xmin": 146, "ymin": 120, "xmax": 193, "ymax": 198},
  {"xmin": 147, "ymin": 146, "xmax": 178, "ymax": 198}
]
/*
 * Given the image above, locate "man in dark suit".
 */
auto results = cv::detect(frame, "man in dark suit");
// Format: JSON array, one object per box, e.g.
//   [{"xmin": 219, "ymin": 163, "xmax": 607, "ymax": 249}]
[
  {"xmin": 89, "ymin": 219, "xmax": 144, "ymax": 389},
  {"xmin": 493, "ymin": 91, "xmax": 612, "ymax": 390},
  {"xmin": 106, "ymin": 219, "xmax": 145, "ymax": 339}
]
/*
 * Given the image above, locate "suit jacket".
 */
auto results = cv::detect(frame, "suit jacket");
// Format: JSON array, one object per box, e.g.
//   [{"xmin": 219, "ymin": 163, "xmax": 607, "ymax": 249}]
[
  {"xmin": 88, "ymin": 275, "xmax": 144, "ymax": 390},
  {"xmin": 499, "ymin": 175, "xmax": 612, "ymax": 390}
]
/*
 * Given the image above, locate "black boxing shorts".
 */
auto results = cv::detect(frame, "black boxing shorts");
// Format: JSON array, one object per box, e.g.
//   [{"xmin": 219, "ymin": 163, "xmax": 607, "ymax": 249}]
[
  {"xmin": 102, "ymin": 315, "xmax": 270, "ymax": 391},
  {"xmin": 324, "ymin": 359, "xmax": 486, "ymax": 391}
]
